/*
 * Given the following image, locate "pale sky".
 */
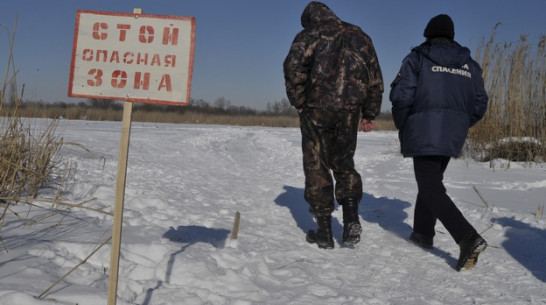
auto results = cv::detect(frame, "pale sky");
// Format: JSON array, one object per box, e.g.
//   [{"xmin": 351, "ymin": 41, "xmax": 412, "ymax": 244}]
[{"xmin": 1, "ymin": 0, "xmax": 545, "ymax": 111}]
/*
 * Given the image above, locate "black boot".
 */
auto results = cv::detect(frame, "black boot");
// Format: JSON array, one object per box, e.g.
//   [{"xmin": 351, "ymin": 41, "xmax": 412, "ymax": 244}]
[
  {"xmin": 409, "ymin": 231, "xmax": 434, "ymax": 249},
  {"xmin": 341, "ymin": 199, "xmax": 362, "ymax": 245},
  {"xmin": 306, "ymin": 215, "xmax": 334, "ymax": 249},
  {"xmin": 456, "ymin": 231, "xmax": 487, "ymax": 271}
]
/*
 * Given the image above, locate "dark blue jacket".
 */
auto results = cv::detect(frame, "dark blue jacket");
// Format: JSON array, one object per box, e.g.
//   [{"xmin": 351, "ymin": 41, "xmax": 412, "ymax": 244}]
[{"xmin": 390, "ymin": 38, "xmax": 488, "ymax": 157}]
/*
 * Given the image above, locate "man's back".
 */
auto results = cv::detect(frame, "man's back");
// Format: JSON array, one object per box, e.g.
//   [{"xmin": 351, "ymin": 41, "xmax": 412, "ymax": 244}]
[{"xmin": 283, "ymin": 1, "xmax": 383, "ymax": 117}]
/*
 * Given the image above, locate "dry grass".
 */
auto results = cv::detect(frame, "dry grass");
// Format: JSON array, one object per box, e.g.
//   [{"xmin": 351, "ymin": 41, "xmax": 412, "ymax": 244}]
[
  {"xmin": 375, "ymin": 113, "xmax": 396, "ymax": 131},
  {"xmin": 1, "ymin": 20, "xmax": 66, "ymax": 253},
  {"xmin": 10, "ymin": 104, "xmax": 398, "ymax": 130},
  {"xmin": 0, "ymin": 115, "xmax": 62, "ymax": 200},
  {"xmin": 132, "ymin": 110, "xmax": 300, "ymax": 127},
  {"xmin": 0, "ymin": 100, "xmax": 65, "ymax": 251},
  {"xmin": 467, "ymin": 27, "xmax": 546, "ymax": 162}
]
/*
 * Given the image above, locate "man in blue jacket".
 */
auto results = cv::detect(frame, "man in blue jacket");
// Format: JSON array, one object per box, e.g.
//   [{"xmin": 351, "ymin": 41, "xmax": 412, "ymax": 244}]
[{"xmin": 390, "ymin": 14, "xmax": 488, "ymax": 271}]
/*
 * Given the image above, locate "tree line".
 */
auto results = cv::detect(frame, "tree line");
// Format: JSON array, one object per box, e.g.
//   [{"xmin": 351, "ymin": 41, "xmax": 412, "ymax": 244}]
[{"xmin": 10, "ymin": 96, "xmax": 298, "ymax": 117}]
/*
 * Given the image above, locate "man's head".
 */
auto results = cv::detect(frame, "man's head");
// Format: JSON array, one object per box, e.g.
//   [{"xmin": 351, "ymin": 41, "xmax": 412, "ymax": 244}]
[
  {"xmin": 301, "ymin": 1, "xmax": 338, "ymax": 28},
  {"xmin": 423, "ymin": 14, "xmax": 455, "ymax": 41}
]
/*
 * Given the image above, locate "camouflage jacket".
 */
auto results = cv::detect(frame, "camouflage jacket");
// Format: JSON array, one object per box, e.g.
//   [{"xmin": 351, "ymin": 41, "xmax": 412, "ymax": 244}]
[{"xmin": 283, "ymin": 2, "xmax": 384, "ymax": 119}]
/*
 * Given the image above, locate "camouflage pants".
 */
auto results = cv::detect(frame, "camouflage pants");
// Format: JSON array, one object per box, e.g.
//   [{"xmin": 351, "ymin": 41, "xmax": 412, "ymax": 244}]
[{"xmin": 299, "ymin": 108, "xmax": 363, "ymax": 216}]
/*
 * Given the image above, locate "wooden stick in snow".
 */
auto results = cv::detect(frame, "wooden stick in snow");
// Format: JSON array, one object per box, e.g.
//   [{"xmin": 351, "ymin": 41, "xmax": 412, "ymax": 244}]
[
  {"xmin": 231, "ymin": 211, "xmax": 241, "ymax": 240},
  {"xmin": 472, "ymin": 185, "xmax": 490, "ymax": 208}
]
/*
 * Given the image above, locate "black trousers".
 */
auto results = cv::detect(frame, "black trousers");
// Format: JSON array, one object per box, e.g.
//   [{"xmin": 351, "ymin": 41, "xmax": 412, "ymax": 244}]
[
  {"xmin": 412, "ymin": 156, "xmax": 476, "ymax": 243},
  {"xmin": 299, "ymin": 108, "xmax": 362, "ymax": 216}
]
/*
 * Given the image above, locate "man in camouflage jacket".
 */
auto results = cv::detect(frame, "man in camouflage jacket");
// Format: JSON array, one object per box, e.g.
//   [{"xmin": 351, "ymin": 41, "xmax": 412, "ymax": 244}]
[{"xmin": 283, "ymin": 1, "xmax": 384, "ymax": 249}]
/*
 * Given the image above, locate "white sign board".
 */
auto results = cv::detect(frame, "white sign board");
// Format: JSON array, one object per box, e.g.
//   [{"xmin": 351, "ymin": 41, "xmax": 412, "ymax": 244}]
[{"xmin": 68, "ymin": 10, "xmax": 195, "ymax": 105}]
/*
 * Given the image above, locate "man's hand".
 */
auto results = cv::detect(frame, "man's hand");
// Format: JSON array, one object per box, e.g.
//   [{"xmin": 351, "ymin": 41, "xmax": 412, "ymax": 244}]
[{"xmin": 359, "ymin": 119, "xmax": 375, "ymax": 132}]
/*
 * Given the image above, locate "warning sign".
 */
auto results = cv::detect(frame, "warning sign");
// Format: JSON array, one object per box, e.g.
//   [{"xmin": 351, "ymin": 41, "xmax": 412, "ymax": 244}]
[{"xmin": 68, "ymin": 10, "xmax": 195, "ymax": 106}]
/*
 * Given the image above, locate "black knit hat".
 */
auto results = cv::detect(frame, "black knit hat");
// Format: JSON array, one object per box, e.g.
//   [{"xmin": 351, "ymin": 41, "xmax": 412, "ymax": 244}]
[{"xmin": 423, "ymin": 14, "xmax": 455, "ymax": 40}]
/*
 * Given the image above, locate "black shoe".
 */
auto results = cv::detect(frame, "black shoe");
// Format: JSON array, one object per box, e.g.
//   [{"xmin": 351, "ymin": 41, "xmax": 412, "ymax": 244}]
[
  {"xmin": 306, "ymin": 229, "xmax": 334, "ymax": 249},
  {"xmin": 409, "ymin": 232, "xmax": 434, "ymax": 249},
  {"xmin": 341, "ymin": 198, "xmax": 361, "ymax": 245},
  {"xmin": 306, "ymin": 216, "xmax": 334, "ymax": 249},
  {"xmin": 342, "ymin": 222, "xmax": 362, "ymax": 245},
  {"xmin": 456, "ymin": 232, "xmax": 487, "ymax": 271}
]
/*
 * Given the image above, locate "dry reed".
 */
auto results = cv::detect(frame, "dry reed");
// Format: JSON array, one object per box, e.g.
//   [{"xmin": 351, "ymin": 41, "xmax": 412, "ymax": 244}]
[
  {"xmin": 11, "ymin": 105, "xmax": 398, "ymax": 130},
  {"xmin": 468, "ymin": 26, "xmax": 546, "ymax": 162},
  {"xmin": 1, "ymin": 19, "xmax": 66, "ymax": 253}
]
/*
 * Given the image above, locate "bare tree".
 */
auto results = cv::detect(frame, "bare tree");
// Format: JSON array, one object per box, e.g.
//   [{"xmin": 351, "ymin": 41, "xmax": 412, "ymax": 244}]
[{"xmin": 214, "ymin": 97, "xmax": 231, "ymax": 111}]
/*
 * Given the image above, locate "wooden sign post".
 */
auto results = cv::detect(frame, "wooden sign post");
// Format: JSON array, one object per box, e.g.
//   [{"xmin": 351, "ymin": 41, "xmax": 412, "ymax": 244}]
[
  {"xmin": 68, "ymin": 8, "xmax": 195, "ymax": 305},
  {"xmin": 107, "ymin": 99, "xmax": 133, "ymax": 305}
]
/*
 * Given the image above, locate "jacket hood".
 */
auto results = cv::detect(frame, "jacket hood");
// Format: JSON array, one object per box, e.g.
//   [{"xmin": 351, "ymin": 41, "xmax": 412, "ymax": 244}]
[
  {"xmin": 301, "ymin": 1, "xmax": 339, "ymax": 28},
  {"xmin": 413, "ymin": 39, "xmax": 471, "ymax": 68}
]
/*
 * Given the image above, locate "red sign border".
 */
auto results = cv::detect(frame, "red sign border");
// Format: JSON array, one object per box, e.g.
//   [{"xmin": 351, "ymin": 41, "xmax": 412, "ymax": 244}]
[{"xmin": 68, "ymin": 10, "xmax": 196, "ymax": 106}]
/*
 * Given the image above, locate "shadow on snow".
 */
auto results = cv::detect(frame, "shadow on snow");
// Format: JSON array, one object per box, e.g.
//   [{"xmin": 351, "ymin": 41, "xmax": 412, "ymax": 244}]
[
  {"xmin": 141, "ymin": 225, "xmax": 230, "ymax": 305},
  {"xmin": 361, "ymin": 192, "xmax": 458, "ymax": 269},
  {"xmin": 274, "ymin": 185, "xmax": 315, "ymax": 234},
  {"xmin": 492, "ymin": 217, "xmax": 546, "ymax": 282},
  {"xmin": 274, "ymin": 186, "xmax": 458, "ymax": 268}
]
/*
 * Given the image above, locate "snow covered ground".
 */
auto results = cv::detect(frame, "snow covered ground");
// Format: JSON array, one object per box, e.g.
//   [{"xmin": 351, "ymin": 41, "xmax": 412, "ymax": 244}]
[{"xmin": 1, "ymin": 119, "xmax": 545, "ymax": 305}]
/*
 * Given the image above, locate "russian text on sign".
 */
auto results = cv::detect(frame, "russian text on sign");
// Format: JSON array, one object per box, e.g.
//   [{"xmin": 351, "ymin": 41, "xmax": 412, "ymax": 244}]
[{"xmin": 68, "ymin": 10, "xmax": 195, "ymax": 105}]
